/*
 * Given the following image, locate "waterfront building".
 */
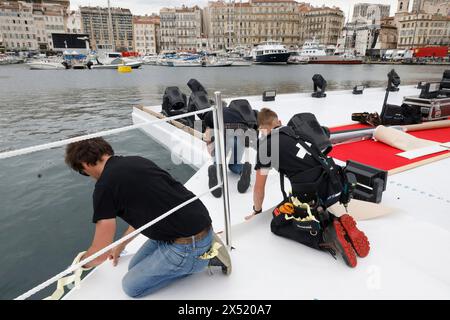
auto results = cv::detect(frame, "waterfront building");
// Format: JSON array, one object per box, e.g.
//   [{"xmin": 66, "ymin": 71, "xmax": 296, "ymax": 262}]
[
  {"xmin": 352, "ymin": 3, "xmax": 391, "ymax": 22},
  {"xmin": 204, "ymin": 0, "xmax": 302, "ymax": 50},
  {"xmin": 300, "ymin": 6, "xmax": 345, "ymax": 47},
  {"xmin": 133, "ymin": 14, "xmax": 159, "ymax": 55},
  {"xmin": 338, "ymin": 3, "xmax": 398, "ymax": 58},
  {"xmin": 80, "ymin": 6, "xmax": 133, "ymax": 52},
  {"xmin": 204, "ymin": 1, "xmax": 342, "ymax": 51},
  {"xmin": 66, "ymin": 10, "xmax": 82, "ymax": 34},
  {"xmin": 412, "ymin": 0, "xmax": 449, "ymax": 15},
  {"xmin": 397, "ymin": 12, "xmax": 449, "ymax": 48},
  {"xmin": 395, "ymin": 0, "xmax": 449, "ymax": 49},
  {"xmin": 32, "ymin": 1, "xmax": 66, "ymax": 51},
  {"xmin": 160, "ymin": 5, "xmax": 202, "ymax": 52},
  {"xmin": 0, "ymin": 1, "xmax": 37, "ymax": 51}
]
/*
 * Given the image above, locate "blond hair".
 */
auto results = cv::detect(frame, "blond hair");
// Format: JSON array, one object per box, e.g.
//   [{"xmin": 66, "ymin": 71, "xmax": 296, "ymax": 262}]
[{"xmin": 257, "ymin": 108, "xmax": 279, "ymax": 127}]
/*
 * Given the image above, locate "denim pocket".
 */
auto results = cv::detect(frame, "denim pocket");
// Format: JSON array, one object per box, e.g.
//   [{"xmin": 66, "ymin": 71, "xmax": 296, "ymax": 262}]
[{"xmin": 160, "ymin": 242, "xmax": 188, "ymax": 268}]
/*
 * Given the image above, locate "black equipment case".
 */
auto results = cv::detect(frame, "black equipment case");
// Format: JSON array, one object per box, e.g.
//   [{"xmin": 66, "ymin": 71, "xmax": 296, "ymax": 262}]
[{"xmin": 402, "ymin": 95, "xmax": 450, "ymax": 121}]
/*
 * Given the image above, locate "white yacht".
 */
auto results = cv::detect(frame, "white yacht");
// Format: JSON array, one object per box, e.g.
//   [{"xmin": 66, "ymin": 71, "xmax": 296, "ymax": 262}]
[
  {"xmin": 141, "ymin": 54, "xmax": 159, "ymax": 65},
  {"xmin": 26, "ymin": 58, "xmax": 68, "ymax": 70},
  {"xmin": 300, "ymin": 38, "xmax": 363, "ymax": 64},
  {"xmin": 201, "ymin": 56, "xmax": 233, "ymax": 67},
  {"xmin": 252, "ymin": 41, "xmax": 291, "ymax": 64},
  {"xmin": 89, "ymin": 52, "xmax": 142, "ymax": 70}
]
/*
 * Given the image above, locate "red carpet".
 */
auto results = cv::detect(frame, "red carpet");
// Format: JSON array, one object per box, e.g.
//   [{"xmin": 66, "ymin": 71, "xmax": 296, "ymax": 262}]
[{"xmin": 329, "ymin": 125, "xmax": 450, "ymax": 171}]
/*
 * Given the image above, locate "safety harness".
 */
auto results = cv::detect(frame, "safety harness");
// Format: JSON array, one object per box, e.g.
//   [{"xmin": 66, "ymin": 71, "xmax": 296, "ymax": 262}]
[{"xmin": 277, "ymin": 126, "xmax": 345, "ymax": 209}]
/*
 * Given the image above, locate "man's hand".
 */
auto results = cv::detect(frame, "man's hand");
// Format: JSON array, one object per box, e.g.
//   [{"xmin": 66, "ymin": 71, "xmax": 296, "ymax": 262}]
[
  {"xmin": 108, "ymin": 243, "xmax": 126, "ymax": 267},
  {"xmin": 245, "ymin": 213, "xmax": 257, "ymax": 221}
]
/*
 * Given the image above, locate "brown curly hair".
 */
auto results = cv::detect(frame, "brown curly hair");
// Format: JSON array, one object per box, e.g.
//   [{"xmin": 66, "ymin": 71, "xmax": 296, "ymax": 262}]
[{"xmin": 65, "ymin": 137, "xmax": 114, "ymax": 172}]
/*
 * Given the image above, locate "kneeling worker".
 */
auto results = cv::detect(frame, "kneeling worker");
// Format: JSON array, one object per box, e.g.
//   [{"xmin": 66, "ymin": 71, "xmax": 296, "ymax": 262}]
[
  {"xmin": 248, "ymin": 108, "xmax": 370, "ymax": 268},
  {"xmin": 202, "ymin": 100, "xmax": 257, "ymax": 198},
  {"xmin": 65, "ymin": 138, "xmax": 231, "ymax": 298}
]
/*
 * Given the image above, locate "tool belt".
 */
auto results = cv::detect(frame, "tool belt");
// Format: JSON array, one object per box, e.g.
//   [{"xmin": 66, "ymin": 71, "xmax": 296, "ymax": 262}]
[
  {"xmin": 270, "ymin": 197, "xmax": 326, "ymax": 250},
  {"xmin": 173, "ymin": 226, "xmax": 211, "ymax": 244}
]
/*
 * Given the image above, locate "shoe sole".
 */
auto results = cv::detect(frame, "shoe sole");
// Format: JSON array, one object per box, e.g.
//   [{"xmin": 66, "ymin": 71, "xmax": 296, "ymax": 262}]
[
  {"xmin": 339, "ymin": 214, "xmax": 370, "ymax": 258},
  {"xmin": 208, "ymin": 165, "xmax": 222, "ymax": 198},
  {"xmin": 332, "ymin": 221, "xmax": 358, "ymax": 268},
  {"xmin": 213, "ymin": 233, "xmax": 232, "ymax": 275},
  {"xmin": 237, "ymin": 163, "xmax": 252, "ymax": 193}
]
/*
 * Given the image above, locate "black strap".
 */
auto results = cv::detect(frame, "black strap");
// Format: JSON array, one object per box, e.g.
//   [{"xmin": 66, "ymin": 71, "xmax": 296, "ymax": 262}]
[
  {"xmin": 295, "ymin": 136, "xmax": 339, "ymax": 186},
  {"xmin": 277, "ymin": 132, "xmax": 339, "ymax": 202},
  {"xmin": 280, "ymin": 171, "xmax": 288, "ymax": 200}
]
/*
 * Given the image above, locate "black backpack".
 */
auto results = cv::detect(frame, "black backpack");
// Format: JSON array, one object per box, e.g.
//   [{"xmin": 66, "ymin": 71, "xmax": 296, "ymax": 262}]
[{"xmin": 279, "ymin": 114, "xmax": 347, "ymax": 208}]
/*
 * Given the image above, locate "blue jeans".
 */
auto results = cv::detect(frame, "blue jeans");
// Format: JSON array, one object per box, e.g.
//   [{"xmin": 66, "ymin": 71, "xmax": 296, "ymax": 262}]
[
  {"xmin": 213, "ymin": 135, "xmax": 245, "ymax": 175},
  {"xmin": 122, "ymin": 228, "xmax": 213, "ymax": 298}
]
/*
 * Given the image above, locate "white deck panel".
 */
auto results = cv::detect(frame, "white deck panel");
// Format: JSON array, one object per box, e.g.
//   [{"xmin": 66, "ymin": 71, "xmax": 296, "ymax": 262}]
[
  {"xmin": 65, "ymin": 86, "xmax": 450, "ymax": 300},
  {"xmin": 65, "ymin": 163, "xmax": 450, "ymax": 300}
]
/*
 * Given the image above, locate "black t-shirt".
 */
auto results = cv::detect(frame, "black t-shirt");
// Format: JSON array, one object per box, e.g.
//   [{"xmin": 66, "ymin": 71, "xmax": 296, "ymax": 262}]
[
  {"xmin": 92, "ymin": 156, "xmax": 212, "ymax": 241},
  {"xmin": 203, "ymin": 108, "xmax": 247, "ymax": 128},
  {"xmin": 255, "ymin": 127, "xmax": 318, "ymax": 179}
]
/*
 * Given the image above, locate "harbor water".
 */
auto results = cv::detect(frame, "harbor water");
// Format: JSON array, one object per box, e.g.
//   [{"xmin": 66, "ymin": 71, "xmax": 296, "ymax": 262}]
[{"xmin": 0, "ymin": 63, "xmax": 446, "ymax": 299}]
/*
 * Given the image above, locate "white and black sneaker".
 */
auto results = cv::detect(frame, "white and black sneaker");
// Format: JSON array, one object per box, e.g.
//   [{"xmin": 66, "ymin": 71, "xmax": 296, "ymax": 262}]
[
  {"xmin": 208, "ymin": 233, "xmax": 232, "ymax": 275},
  {"xmin": 237, "ymin": 162, "xmax": 252, "ymax": 194}
]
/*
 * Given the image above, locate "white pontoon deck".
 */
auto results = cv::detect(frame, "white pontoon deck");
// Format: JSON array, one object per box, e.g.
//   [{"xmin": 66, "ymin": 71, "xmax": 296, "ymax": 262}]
[{"xmin": 64, "ymin": 86, "xmax": 450, "ymax": 300}]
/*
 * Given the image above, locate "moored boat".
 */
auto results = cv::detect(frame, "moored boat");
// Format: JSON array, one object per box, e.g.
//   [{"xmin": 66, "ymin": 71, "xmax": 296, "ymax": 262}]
[
  {"xmin": 252, "ymin": 41, "xmax": 291, "ymax": 64},
  {"xmin": 300, "ymin": 38, "xmax": 363, "ymax": 65}
]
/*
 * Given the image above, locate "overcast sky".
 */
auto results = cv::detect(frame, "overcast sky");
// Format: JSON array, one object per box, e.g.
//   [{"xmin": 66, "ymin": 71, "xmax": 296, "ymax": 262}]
[{"xmin": 70, "ymin": 0, "xmax": 401, "ymax": 18}]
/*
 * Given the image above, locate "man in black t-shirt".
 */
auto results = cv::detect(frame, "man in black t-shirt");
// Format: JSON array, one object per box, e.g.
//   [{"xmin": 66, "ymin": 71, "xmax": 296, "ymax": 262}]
[
  {"xmin": 65, "ymin": 138, "xmax": 230, "ymax": 298},
  {"xmin": 202, "ymin": 106, "xmax": 253, "ymax": 198},
  {"xmin": 247, "ymin": 109, "xmax": 370, "ymax": 268}
]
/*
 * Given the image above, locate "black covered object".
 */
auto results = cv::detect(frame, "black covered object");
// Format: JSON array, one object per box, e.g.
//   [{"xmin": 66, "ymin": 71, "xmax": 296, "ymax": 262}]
[
  {"xmin": 387, "ymin": 69, "xmax": 401, "ymax": 92},
  {"xmin": 187, "ymin": 78, "xmax": 207, "ymax": 94},
  {"xmin": 312, "ymin": 74, "xmax": 327, "ymax": 98},
  {"xmin": 162, "ymin": 87, "xmax": 194, "ymax": 127},
  {"xmin": 287, "ymin": 113, "xmax": 332, "ymax": 154},
  {"xmin": 228, "ymin": 99, "xmax": 258, "ymax": 130},
  {"xmin": 187, "ymin": 79, "xmax": 212, "ymax": 122},
  {"xmin": 162, "ymin": 86, "xmax": 187, "ymax": 115}
]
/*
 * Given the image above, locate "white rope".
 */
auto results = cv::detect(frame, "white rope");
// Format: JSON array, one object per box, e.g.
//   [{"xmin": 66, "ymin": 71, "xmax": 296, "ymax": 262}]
[
  {"xmin": 0, "ymin": 107, "xmax": 213, "ymax": 160},
  {"xmin": 15, "ymin": 183, "xmax": 223, "ymax": 300}
]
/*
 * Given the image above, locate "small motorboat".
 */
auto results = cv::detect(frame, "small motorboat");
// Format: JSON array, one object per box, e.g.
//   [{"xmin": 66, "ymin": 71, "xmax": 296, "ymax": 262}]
[
  {"xmin": 89, "ymin": 57, "xmax": 142, "ymax": 70},
  {"xmin": 201, "ymin": 57, "xmax": 233, "ymax": 67},
  {"xmin": 26, "ymin": 59, "xmax": 69, "ymax": 70}
]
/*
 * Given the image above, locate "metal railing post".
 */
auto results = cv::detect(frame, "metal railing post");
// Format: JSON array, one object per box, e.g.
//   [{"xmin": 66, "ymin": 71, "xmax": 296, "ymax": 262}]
[{"xmin": 213, "ymin": 92, "xmax": 232, "ymax": 248}]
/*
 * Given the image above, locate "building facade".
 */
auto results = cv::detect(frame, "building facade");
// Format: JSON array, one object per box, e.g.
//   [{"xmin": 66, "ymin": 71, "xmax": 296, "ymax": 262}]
[
  {"xmin": 412, "ymin": 0, "xmax": 449, "ymax": 15},
  {"xmin": 66, "ymin": 10, "xmax": 82, "ymax": 34},
  {"xmin": 160, "ymin": 6, "xmax": 202, "ymax": 52},
  {"xmin": 133, "ymin": 15, "xmax": 159, "ymax": 54},
  {"xmin": 352, "ymin": 3, "xmax": 391, "ymax": 22},
  {"xmin": 378, "ymin": 17, "xmax": 398, "ymax": 50},
  {"xmin": 32, "ymin": 1, "xmax": 66, "ymax": 51},
  {"xmin": 338, "ymin": 4, "xmax": 396, "ymax": 57},
  {"xmin": 204, "ymin": 1, "xmax": 344, "ymax": 51},
  {"xmin": 80, "ymin": 6, "xmax": 133, "ymax": 52},
  {"xmin": 0, "ymin": 1, "xmax": 37, "ymax": 51},
  {"xmin": 300, "ymin": 6, "xmax": 345, "ymax": 47},
  {"xmin": 397, "ymin": 12, "xmax": 449, "ymax": 48},
  {"xmin": 395, "ymin": 0, "xmax": 450, "ymax": 49}
]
